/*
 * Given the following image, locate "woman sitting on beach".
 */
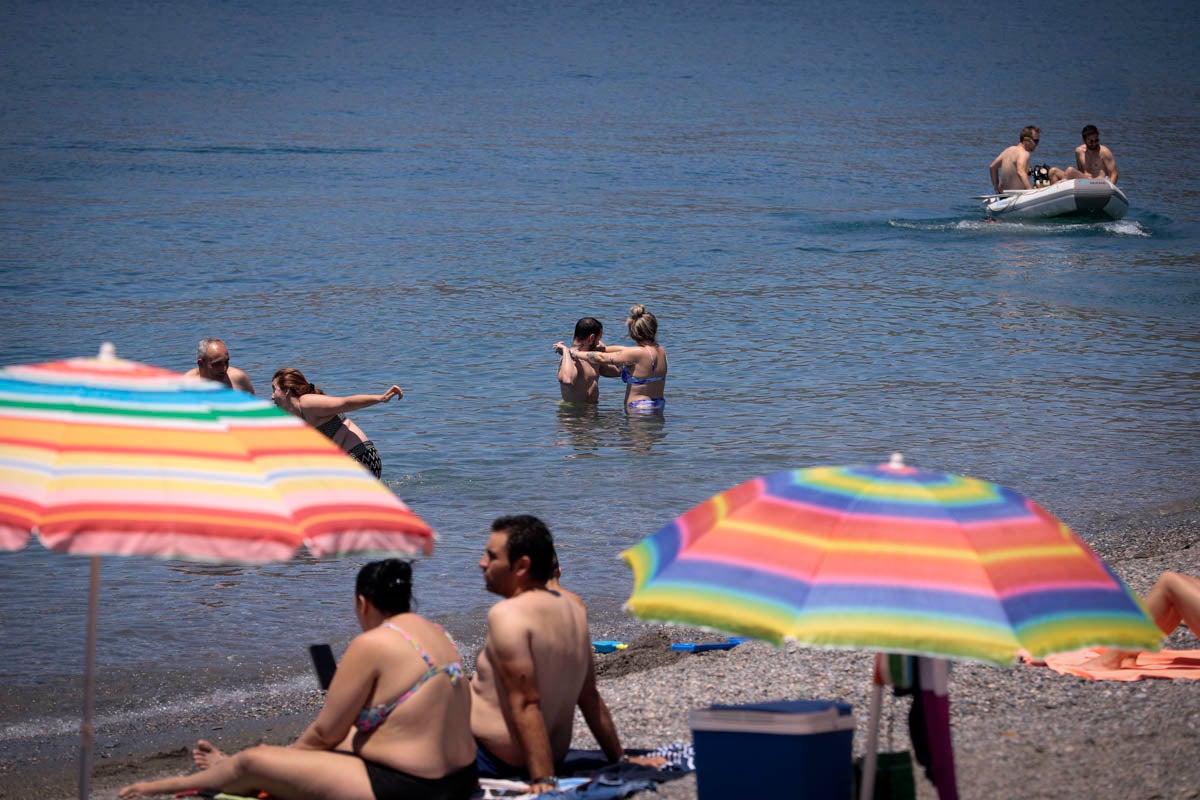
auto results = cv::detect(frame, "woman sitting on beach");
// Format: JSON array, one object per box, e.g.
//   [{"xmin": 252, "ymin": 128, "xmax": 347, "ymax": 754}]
[
  {"xmin": 119, "ymin": 559, "xmax": 477, "ymax": 800},
  {"xmin": 272, "ymin": 367, "xmax": 402, "ymax": 478},
  {"xmin": 1084, "ymin": 570, "xmax": 1200, "ymax": 669},
  {"xmin": 555, "ymin": 304, "xmax": 667, "ymax": 412}
]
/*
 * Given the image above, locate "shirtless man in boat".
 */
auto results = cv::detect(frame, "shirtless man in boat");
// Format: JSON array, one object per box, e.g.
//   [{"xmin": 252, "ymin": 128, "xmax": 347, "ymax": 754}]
[
  {"xmin": 988, "ymin": 125, "xmax": 1040, "ymax": 193},
  {"xmin": 1049, "ymin": 124, "xmax": 1119, "ymax": 184},
  {"xmin": 186, "ymin": 337, "xmax": 255, "ymax": 394}
]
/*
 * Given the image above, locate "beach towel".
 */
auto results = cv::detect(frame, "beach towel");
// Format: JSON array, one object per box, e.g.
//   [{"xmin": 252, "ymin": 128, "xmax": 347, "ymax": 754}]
[
  {"xmin": 476, "ymin": 776, "xmax": 655, "ymax": 799},
  {"xmin": 474, "ymin": 743, "xmax": 693, "ymax": 799},
  {"xmin": 1025, "ymin": 648, "xmax": 1200, "ymax": 681}
]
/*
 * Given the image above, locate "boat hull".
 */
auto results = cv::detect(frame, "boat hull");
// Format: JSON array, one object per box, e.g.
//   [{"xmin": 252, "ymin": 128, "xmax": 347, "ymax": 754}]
[{"xmin": 983, "ymin": 179, "xmax": 1128, "ymax": 220}]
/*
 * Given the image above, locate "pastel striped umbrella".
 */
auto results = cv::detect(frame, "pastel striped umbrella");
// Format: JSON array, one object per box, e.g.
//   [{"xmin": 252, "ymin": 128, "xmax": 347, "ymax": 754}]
[
  {"xmin": 0, "ymin": 344, "xmax": 433, "ymax": 559},
  {"xmin": 0, "ymin": 344, "xmax": 433, "ymax": 800},
  {"xmin": 622, "ymin": 454, "xmax": 1160, "ymax": 666}
]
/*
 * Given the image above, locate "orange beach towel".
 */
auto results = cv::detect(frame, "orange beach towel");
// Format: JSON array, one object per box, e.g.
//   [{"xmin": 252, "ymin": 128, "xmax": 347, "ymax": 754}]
[{"xmin": 1025, "ymin": 648, "xmax": 1200, "ymax": 681}]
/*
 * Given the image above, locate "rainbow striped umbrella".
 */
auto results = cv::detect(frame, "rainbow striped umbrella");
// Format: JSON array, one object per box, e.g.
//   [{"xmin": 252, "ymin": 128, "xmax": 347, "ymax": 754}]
[
  {"xmin": 622, "ymin": 455, "xmax": 1160, "ymax": 666},
  {"xmin": 0, "ymin": 344, "xmax": 433, "ymax": 799}
]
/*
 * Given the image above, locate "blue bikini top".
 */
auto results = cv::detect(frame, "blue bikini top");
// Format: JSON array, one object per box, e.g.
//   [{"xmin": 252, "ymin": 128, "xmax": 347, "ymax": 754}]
[{"xmin": 620, "ymin": 347, "xmax": 666, "ymax": 385}]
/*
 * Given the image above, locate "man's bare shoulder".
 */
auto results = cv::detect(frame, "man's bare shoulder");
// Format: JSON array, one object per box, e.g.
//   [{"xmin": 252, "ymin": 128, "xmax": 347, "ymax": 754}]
[
  {"xmin": 228, "ymin": 367, "xmax": 255, "ymax": 392},
  {"xmin": 487, "ymin": 593, "xmax": 540, "ymax": 628},
  {"xmin": 184, "ymin": 367, "xmax": 200, "ymax": 377},
  {"xmin": 489, "ymin": 590, "xmax": 585, "ymax": 628}
]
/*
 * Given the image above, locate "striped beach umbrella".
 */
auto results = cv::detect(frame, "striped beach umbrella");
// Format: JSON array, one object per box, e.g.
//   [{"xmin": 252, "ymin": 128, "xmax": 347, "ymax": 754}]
[
  {"xmin": 623, "ymin": 454, "xmax": 1162, "ymax": 800},
  {"xmin": 0, "ymin": 344, "xmax": 434, "ymax": 799},
  {"xmin": 622, "ymin": 454, "xmax": 1160, "ymax": 666}
]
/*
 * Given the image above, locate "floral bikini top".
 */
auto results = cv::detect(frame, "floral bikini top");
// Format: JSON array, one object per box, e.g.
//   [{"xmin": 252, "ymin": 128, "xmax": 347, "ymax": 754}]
[{"xmin": 354, "ymin": 622, "xmax": 464, "ymax": 734}]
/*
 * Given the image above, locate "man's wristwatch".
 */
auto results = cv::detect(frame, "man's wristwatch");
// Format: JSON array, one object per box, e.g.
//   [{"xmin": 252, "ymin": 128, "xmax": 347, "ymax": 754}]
[{"xmin": 531, "ymin": 776, "xmax": 559, "ymax": 788}]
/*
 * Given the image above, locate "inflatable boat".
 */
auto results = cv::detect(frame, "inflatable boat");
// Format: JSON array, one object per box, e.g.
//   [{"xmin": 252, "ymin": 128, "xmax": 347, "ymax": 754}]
[{"xmin": 981, "ymin": 178, "xmax": 1128, "ymax": 220}]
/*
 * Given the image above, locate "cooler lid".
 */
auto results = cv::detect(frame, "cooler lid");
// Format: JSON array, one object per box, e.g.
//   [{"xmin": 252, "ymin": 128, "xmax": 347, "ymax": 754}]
[
  {"xmin": 689, "ymin": 700, "xmax": 855, "ymax": 735},
  {"xmin": 709, "ymin": 700, "xmax": 851, "ymax": 716}
]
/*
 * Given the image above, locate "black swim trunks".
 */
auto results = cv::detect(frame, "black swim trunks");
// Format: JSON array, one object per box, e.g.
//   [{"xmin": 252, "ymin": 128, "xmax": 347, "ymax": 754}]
[
  {"xmin": 349, "ymin": 439, "xmax": 382, "ymax": 479},
  {"xmin": 363, "ymin": 759, "xmax": 478, "ymax": 800}
]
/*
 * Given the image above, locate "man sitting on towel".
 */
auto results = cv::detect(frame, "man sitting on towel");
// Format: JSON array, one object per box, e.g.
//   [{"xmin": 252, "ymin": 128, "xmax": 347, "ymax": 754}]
[{"xmin": 470, "ymin": 514, "xmax": 626, "ymax": 793}]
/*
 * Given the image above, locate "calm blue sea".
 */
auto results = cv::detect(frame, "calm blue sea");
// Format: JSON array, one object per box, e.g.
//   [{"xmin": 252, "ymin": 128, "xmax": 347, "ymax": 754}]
[{"xmin": 1, "ymin": 0, "xmax": 1197, "ymax": 753}]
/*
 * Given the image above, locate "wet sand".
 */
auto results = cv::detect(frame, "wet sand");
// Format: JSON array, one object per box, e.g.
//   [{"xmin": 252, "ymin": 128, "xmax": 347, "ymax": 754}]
[{"xmin": 3, "ymin": 502, "xmax": 1198, "ymax": 800}]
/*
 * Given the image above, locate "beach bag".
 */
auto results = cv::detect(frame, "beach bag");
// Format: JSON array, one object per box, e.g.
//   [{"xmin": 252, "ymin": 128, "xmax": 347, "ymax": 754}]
[{"xmin": 854, "ymin": 750, "xmax": 916, "ymax": 800}]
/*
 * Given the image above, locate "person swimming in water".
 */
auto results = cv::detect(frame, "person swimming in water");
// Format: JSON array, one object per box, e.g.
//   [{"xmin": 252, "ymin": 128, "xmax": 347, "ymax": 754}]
[
  {"xmin": 556, "ymin": 304, "xmax": 667, "ymax": 412},
  {"xmin": 271, "ymin": 367, "xmax": 402, "ymax": 478},
  {"xmin": 553, "ymin": 317, "xmax": 620, "ymax": 404}
]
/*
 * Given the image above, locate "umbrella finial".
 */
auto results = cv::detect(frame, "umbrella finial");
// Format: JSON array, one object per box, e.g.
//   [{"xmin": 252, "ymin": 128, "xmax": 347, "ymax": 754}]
[
  {"xmin": 98, "ymin": 342, "xmax": 116, "ymax": 361},
  {"xmin": 889, "ymin": 452, "xmax": 905, "ymax": 469}
]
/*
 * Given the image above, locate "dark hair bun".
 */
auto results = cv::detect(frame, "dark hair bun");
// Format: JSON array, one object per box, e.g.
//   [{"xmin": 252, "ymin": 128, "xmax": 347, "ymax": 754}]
[{"xmin": 382, "ymin": 559, "xmax": 412, "ymax": 591}]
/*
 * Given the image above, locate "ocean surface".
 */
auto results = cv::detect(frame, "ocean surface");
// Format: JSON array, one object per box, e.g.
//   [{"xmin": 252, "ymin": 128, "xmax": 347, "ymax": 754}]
[{"xmin": 1, "ymin": 0, "xmax": 1197, "ymax": 757}]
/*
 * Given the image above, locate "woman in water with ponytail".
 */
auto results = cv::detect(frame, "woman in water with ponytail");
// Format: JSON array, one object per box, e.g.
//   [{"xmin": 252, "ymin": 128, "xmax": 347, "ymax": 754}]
[
  {"xmin": 119, "ymin": 559, "xmax": 477, "ymax": 800},
  {"xmin": 271, "ymin": 367, "xmax": 402, "ymax": 478},
  {"xmin": 557, "ymin": 304, "xmax": 668, "ymax": 412}
]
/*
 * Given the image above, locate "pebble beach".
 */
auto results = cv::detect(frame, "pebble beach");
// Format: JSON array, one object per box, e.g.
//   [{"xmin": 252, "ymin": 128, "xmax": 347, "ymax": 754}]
[{"xmin": 3, "ymin": 500, "xmax": 1197, "ymax": 800}]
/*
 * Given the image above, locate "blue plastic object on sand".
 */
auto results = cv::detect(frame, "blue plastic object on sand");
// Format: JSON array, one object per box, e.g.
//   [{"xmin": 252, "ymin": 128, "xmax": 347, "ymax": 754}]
[
  {"xmin": 593, "ymin": 640, "xmax": 628, "ymax": 653},
  {"xmin": 671, "ymin": 637, "xmax": 748, "ymax": 653}
]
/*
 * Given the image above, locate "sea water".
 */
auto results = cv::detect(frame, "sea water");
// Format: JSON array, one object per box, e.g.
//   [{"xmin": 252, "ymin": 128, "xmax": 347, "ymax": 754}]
[{"xmin": 1, "ymin": 0, "xmax": 1197, "ymax": 754}]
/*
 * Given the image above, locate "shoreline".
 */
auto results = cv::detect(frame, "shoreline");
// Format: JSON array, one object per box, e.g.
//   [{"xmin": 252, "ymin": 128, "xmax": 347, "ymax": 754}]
[{"xmin": 3, "ymin": 503, "xmax": 1198, "ymax": 800}]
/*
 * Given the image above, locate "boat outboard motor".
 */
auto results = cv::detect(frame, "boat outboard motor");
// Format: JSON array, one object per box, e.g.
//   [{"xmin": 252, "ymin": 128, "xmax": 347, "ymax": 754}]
[{"xmin": 1029, "ymin": 163, "xmax": 1051, "ymax": 188}]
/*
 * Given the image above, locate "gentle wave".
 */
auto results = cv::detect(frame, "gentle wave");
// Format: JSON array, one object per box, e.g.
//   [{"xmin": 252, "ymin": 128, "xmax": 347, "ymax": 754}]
[{"xmin": 0, "ymin": 673, "xmax": 315, "ymax": 744}]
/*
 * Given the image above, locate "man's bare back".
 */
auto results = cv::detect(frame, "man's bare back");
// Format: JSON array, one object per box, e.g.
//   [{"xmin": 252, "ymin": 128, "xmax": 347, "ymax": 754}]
[
  {"xmin": 471, "ymin": 517, "xmax": 625, "ymax": 792},
  {"xmin": 555, "ymin": 318, "xmax": 619, "ymax": 404},
  {"xmin": 470, "ymin": 588, "xmax": 592, "ymax": 765}
]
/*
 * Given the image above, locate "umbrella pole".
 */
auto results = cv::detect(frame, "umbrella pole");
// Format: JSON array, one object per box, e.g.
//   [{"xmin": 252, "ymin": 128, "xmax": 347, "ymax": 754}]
[
  {"xmin": 860, "ymin": 681, "xmax": 883, "ymax": 800},
  {"xmin": 79, "ymin": 556, "xmax": 99, "ymax": 800}
]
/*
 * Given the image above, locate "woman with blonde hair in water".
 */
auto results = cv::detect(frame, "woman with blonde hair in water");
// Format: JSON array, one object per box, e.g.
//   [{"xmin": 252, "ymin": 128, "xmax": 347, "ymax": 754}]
[{"xmin": 557, "ymin": 304, "xmax": 667, "ymax": 412}]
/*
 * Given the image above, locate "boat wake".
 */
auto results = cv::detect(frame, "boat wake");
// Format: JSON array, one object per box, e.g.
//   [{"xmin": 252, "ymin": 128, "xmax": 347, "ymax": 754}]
[{"xmin": 888, "ymin": 218, "xmax": 1150, "ymax": 237}]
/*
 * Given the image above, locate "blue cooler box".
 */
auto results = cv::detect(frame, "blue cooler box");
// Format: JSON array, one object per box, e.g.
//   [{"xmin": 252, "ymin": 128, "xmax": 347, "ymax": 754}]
[{"xmin": 690, "ymin": 699, "xmax": 855, "ymax": 799}]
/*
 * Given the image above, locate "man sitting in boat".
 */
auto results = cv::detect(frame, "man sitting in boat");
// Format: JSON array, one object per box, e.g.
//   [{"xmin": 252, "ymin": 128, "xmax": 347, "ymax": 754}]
[
  {"xmin": 1050, "ymin": 124, "xmax": 1119, "ymax": 184},
  {"xmin": 988, "ymin": 125, "xmax": 1041, "ymax": 193}
]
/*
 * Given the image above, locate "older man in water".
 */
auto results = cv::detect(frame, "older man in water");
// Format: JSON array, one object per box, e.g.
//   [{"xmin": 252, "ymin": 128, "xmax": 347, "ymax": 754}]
[
  {"xmin": 186, "ymin": 337, "xmax": 255, "ymax": 394},
  {"xmin": 470, "ymin": 515, "xmax": 625, "ymax": 793}
]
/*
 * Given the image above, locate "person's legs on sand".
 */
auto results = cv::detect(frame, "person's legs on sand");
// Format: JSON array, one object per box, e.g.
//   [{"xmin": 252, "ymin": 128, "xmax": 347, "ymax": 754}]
[{"xmin": 120, "ymin": 744, "xmax": 373, "ymax": 800}]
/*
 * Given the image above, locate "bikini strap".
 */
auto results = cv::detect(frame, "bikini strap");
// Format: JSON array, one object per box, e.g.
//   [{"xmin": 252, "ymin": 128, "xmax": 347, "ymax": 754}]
[{"xmin": 380, "ymin": 621, "xmax": 437, "ymax": 670}]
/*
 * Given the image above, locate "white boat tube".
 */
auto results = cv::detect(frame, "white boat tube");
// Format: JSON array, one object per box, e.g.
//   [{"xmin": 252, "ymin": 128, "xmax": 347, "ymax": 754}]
[{"xmin": 981, "ymin": 179, "xmax": 1129, "ymax": 220}]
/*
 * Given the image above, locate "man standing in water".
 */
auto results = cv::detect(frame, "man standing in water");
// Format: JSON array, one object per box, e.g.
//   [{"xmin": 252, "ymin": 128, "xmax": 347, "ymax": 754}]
[
  {"xmin": 1050, "ymin": 124, "xmax": 1119, "ymax": 184},
  {"xmin": 553, "ymin": 317, "xmax": 618, "ymax": 404},
  {"xmin": 989, "ymin": 125, "xmax": 1041, "ymax": 193},
  {"xmin": 470, "ymin": 515, "xmax": 625, "ymax": 793},
  {"xmin": 186, "ymin": 337, "xmax": 255, "ymax": 394}
]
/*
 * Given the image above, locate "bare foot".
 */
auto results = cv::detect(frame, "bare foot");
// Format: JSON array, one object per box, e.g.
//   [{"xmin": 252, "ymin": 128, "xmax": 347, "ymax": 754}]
[
  {"xmin": 193, "ymin": 739, "xmax": 227, "ymax": 770},
  {"xmin": 627, "ymin": 755, "xmax": 669, "ymax": 769}
]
